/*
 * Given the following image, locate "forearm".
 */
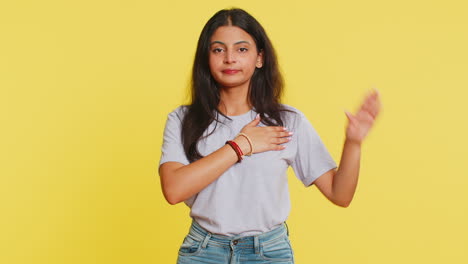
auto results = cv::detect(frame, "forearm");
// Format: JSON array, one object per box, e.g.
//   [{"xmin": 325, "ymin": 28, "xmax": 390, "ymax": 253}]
[
  {"xmin": 160, "ymin": 138, "xmax": 249, "ymax": 205},
  {"xmin": 332, "ymin": 139, "xmax": 362, "ymax": 206}
]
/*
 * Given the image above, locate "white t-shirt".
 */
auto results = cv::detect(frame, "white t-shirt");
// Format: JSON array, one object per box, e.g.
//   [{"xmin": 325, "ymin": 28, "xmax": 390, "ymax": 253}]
[{"xmin": 159, "ymin": 105, "xmax": 337, "ymax": 236}]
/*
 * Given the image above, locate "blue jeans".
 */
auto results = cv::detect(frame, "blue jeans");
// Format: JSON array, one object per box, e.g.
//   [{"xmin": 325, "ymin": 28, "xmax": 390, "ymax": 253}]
[{"xmin": 177, "ymin": 220, "xmax": 294, "ymax": 264}]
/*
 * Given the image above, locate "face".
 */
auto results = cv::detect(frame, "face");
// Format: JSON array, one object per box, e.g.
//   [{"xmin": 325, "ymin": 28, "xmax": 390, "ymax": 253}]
[{"xmin": 208, "ymin": 26, "xmax": 263, "ymax": 90}]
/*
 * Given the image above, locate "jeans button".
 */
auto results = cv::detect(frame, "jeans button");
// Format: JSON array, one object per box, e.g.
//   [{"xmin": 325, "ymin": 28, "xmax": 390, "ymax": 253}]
[{"xmin": 233, "ymin": 240, "xmax": 238, "ymax": 245}]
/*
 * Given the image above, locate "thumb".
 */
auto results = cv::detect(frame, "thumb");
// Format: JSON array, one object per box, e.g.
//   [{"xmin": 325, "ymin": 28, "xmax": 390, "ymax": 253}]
[
  {"xmin": 245, "ymin": 113, "xmax": 261, "ymax": 127},
  {"xmin": 344, "ymin": 111, "xmax": 356, "ymax": 124}
]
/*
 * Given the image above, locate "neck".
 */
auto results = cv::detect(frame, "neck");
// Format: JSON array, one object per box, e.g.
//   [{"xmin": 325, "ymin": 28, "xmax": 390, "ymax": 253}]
[{"xmin": 218, "ymin": 85, "xmax": 251, "ymax": 116}]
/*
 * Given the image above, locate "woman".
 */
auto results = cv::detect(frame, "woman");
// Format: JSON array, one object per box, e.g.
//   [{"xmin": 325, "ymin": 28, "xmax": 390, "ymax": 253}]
[{"xmin": 159, "ymin": 8, "xmax": 381, "ymax": 263}]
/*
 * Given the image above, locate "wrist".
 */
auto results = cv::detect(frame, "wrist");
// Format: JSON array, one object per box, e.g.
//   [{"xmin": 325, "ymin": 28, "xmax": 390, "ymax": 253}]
[
  {"xmin": 226, "ymin": 140, "xmax": 243, "ymax": 163},
  {"xmin": 345, "ymin": 137, "xmax": 362, "ymax": 147},
  {"xmin": 233, "ymin": 136, "xmax": 251, "ymax": 155}
]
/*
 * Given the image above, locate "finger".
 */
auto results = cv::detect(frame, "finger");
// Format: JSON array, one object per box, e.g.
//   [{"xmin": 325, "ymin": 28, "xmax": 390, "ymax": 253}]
[
  {"xmin": 360, "ymin": 99, "xmax": 373, "ymax": 110},
  {"xmin": 355, "ymin": 109, "xmax": 376, "ymax": 122},
  {"xmin": 361, "ymin": 103, "xmax": 376, "ymax": 118},
  {"xmin": 365, "ymin": 96, "xmax": 381, "ymax": 118},
  {"xmin": 372, "ymin": 88, "xmax": 380, "ymax": 97},
  {"xmin": 360, "ymin": 111, "xmax": 375, "ymax": 123},
  {"xmin": 271, "ymin": 138, "xmax": 282, "ymax": 144},
  {"xmin": 275, "ymin": 131, "xmax": 293, "ymax": 138},
  {"xmin": 369, "ymin": 101, "xmax": 381, "ymax": 118},
  {"xmin": 360, "ymin": 96, "xmax": 380, "ymax": 116},
  {"xmin": 345, "ymin": 111, "xmax": 358, "ymax": 125},
  {"xmin": 359, "ymin": 95, "xmax": 373, "ymax": 111},
  {"xmin": 245, "ymin": 114, "xmax": 261, "ymax": 127},
  {"xmin": 364, "ymin": 93, "xmax": 377, "ymax": 106},
  {"xmin": 277, "ymin": 137, "xmax": 292, "ymax": 144},
  {"xmin": 269, "ymin": 144, "xmax": 286, "ymax": 151},
  {"xmin": 267, "ymin": 126, "xmax": 288, "ymax": 132},
  {"xmin": 359, "ymin": 89, "xmax": 380, "ymax": 115},
  {"xmin": 366, "ymin": 89, "xmax": 380, "ymax": 101},
  {"xmin": 270, "ymin": 137, "xmax": 291, "ymax": 144},
  {"xmin": 370, "ymin": 90, "xmax": 380, "ymax": 104}
]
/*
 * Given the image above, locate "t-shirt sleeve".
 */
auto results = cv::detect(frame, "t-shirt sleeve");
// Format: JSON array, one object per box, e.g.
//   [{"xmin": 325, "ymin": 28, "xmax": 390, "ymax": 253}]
[
  {"xmin": 159, "ymin": 107, "xmax": 190, "ymax": 166},
  {"xmin": 291, "ymin": 112, "xmax": 337, "ymax": 187}
]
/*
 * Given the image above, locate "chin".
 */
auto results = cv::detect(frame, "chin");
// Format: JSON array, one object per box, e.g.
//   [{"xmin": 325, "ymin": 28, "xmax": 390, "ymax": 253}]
[{"xmin": 219, "ymin": 83, "xmax": 247, "ymax": 89}]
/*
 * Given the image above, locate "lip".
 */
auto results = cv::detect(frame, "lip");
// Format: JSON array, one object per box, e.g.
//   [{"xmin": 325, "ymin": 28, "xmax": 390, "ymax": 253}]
[{"xmin": 222, "ymin": 69, "xmax": 240, "ymax": 74}]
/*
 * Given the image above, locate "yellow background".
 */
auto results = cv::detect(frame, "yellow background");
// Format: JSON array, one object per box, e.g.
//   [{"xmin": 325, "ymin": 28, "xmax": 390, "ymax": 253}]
[{"xmin": 1, "ymin": 0, "xmax": 467, "ymax": 263}]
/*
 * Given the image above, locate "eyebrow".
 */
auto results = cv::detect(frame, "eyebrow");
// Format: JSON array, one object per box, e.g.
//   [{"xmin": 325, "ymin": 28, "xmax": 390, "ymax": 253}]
[{"xmin": 210, "ymin": 40, "xmax": 251, "ymax": 46}]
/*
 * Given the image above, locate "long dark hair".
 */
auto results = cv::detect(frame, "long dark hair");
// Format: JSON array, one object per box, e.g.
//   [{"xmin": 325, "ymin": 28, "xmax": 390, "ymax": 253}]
[{"xmin": 182, "ymin": 8, "xmax": 290, "ymax": 162}]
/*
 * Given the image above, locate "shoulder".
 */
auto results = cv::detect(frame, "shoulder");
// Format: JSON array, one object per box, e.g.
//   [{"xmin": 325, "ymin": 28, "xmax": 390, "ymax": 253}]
[
  {"xmin": 280, "ymin": 104, "xmax": 303, "ymax": 114},
  {"xmin": 279, "ymin": 104, "xmax": 307, "ymax": 120},
  {"xmin": 279, "ymin": 104, "xmax": 318, "ymax": 131},
  {"xmin": 166, "ymin": 105, "xmax": 189, "ymax": 121}
]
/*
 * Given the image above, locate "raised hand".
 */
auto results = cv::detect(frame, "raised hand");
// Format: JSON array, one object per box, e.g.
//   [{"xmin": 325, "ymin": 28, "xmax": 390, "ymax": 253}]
[{"xmin": 344, "ymin": 89, "xmax": 382, "ymax": 144}]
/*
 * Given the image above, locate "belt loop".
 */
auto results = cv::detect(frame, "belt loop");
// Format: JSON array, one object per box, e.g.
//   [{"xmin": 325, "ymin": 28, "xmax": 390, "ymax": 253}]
[
  {"xmin": 254, "ymin": 236, "xmax": 260, "ymax": 254},
  {"xmin": 284, "ymin": 221, "xmax": 289, "ymax": 236},
  {"xmin": 201, "ymin": 233, "xmax": 211, "ymax": 249}
]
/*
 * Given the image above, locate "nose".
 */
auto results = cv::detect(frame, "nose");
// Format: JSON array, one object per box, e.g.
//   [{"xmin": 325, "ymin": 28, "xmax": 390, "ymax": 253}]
[{"xmin": 223, "ymin": 50, "xmax": 236, "ymax": 64}]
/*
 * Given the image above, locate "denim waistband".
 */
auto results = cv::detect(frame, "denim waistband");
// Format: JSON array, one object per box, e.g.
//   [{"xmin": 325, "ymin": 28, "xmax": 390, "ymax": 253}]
[{"xmin": 188, "ymin": 220, "xmax": 289, "ymax": 250}]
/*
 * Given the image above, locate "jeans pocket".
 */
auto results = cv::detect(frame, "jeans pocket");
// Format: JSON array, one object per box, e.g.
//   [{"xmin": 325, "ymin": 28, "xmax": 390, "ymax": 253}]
[
  {"xmin": 178, "ymin": 234, "xmax": 202, "ymax": 256},
  {"xmin": 260, "ymin": 237, "xmax": 294, "ymax": 262}
]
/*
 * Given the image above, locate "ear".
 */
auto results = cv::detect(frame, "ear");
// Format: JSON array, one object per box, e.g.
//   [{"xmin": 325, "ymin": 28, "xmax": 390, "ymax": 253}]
[{"xmin": 256, "ymin": 50, "xmax": 264, "ymax": 68}]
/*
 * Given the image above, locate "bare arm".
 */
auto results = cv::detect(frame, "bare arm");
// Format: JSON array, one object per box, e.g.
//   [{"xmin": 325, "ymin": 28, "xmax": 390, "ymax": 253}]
[
  {"xmin": 159, "ymin": 143, "xmax": 239, "ymax": 205},
  {"xmin": 159, "ymin": 115, "xmax": 292, "ymax": 205},
  {"xmin": 313, "ymin": 140, "xmax": 361, "ymax": 207},
  {"xmin": 314, "ymin": 90, "xmax": 381, "ymax": 207}
]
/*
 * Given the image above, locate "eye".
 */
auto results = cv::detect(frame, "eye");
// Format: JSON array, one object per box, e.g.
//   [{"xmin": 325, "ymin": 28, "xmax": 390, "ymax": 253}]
[
  {"xmin": 239, "ymin": 47, "xmax": 248, "ymax": 52},
  {"xmin": 212, "ymin": 48, "xmax": 224, "ymax": 53}
]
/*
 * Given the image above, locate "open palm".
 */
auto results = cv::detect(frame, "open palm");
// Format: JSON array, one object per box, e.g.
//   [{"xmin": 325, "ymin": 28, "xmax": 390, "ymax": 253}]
[{"xmin": 345, "ymin": 90, "xmax": 381, "ymax": 144}]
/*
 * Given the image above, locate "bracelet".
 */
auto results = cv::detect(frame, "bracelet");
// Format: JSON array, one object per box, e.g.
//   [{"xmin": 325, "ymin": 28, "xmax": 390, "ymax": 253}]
[
  {"xmin": 226, "ymin": 140, "xmax": 243, "ymax": 163},
  {"xmin": 236, "ymin": 133, "xmax": 253, "ymax": 156}
]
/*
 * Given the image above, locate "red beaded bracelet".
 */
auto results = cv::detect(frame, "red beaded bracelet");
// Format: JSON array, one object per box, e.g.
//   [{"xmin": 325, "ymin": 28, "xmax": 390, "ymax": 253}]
[{"xmin": 226, "ymin": 140, "xmax": 243, "ymax": 163}]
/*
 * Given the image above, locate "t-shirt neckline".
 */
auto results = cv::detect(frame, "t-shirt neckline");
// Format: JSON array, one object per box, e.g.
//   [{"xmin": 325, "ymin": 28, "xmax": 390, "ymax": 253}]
[{"xmin": 226, "ymin": 108, "xmax": 255, "ymax": 118}]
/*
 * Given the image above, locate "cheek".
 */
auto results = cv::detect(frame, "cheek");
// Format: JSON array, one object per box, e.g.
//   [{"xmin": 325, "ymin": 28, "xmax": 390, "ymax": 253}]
[
  {"xmin": 208, "ymin": 59, "xmax": 217, "ymax": 74},
  {"xmin": 209, "ymin": 56, "xmax": 221, "ymax": 70},
  {"xmin": 246, "ymin": 58, "xmax": 258, "ymax": 71}
]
